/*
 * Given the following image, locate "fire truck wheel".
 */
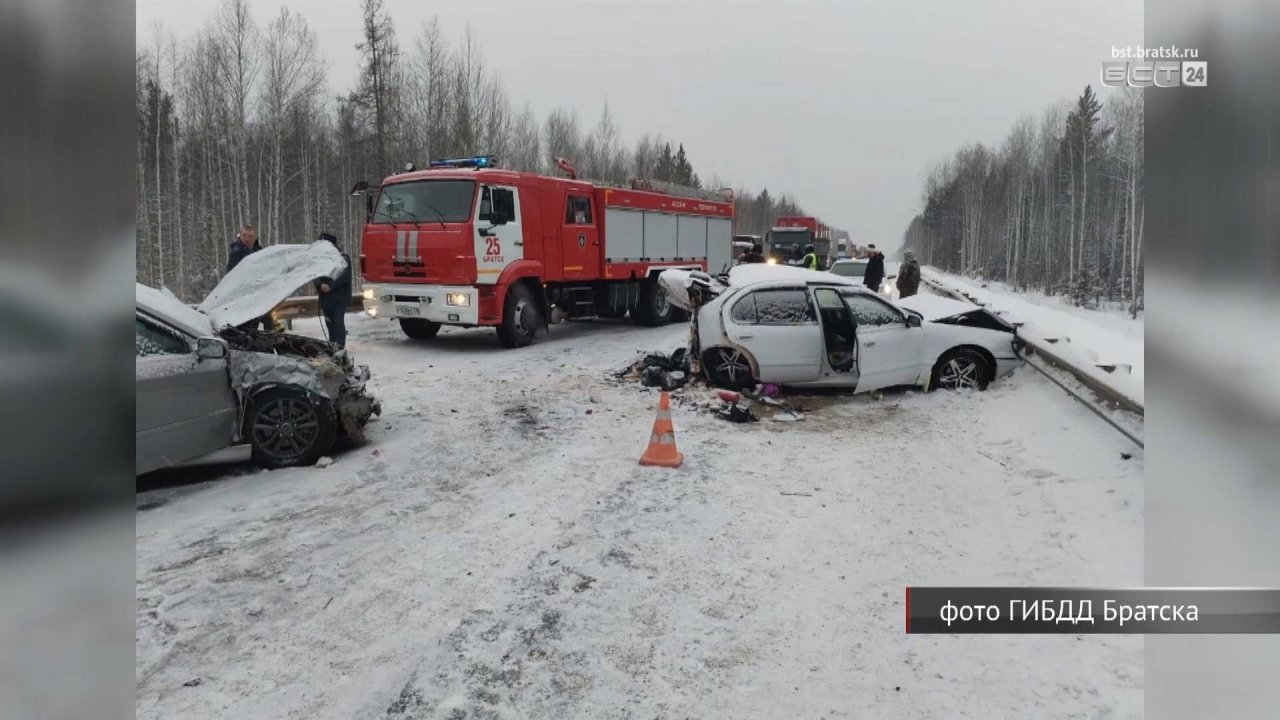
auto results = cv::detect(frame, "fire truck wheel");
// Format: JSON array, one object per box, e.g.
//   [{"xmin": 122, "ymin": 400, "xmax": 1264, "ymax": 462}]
[
  {"xmin": 633, "ymin": 278, "xmax": 673, "ymax": 327},
  {"xmin": 399, "ymin": 318, "xmax": 441, "ymax": 340},
  {"xmin": 497, "ymin": 283, "xmax": 539, "ymax": 348}
]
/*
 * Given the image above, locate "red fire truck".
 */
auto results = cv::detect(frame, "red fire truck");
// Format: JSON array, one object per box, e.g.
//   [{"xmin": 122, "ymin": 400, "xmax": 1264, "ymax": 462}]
[{"xmin": 352, "ymin": 156, "xmax": 735, "ymax": 347}]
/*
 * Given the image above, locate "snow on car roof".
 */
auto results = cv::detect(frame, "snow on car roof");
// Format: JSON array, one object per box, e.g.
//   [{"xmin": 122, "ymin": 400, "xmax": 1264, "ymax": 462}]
[
  {"xmin": 728, "ymin": 264, "xmax": 857, "ymax": 287},
  {"xmin": 136, "ymin": 283, "xmax": 214, "ymax": 338}
]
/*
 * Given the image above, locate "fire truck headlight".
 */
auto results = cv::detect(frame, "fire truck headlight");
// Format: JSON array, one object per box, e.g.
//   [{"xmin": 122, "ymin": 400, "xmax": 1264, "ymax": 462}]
[
  {"xmin": 766, "ymin": 257, "xmax": 778, "ymax": 265},
  {"xmin": 362, "ymin": 288, "xmax": 375, "ymax": 300},
  {"xmin": 446, "ymin": 293, "xmax": 471, "ymax": 307}
]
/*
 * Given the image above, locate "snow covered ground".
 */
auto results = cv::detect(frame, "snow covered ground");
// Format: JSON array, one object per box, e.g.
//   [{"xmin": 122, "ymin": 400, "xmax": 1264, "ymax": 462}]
[
  {"xmin": 922, "ymin": 269, "xmax": 1144, "ymax": 408},
  {"xmin": 136, "ymin": 312, "xmax": 1143, "ymax": 719}
]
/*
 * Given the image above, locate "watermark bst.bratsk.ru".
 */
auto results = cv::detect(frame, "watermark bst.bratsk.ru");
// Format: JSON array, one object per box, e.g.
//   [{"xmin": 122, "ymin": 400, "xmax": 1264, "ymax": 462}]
[{"xmin": 1103, "ymin": 46, "xmax": 1206, "ymax": 87}]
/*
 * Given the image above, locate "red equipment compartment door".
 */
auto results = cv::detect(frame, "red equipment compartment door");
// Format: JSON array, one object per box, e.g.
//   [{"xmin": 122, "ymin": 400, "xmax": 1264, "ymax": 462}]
[{"xmin": 560, "ymin": 193, "xmax": 599, "ymax": 281}]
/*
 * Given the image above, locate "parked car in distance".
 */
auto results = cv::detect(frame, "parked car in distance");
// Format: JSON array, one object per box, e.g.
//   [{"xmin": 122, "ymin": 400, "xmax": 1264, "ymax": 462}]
[
  {"xmin": 136, "ymin": 243, "xmax": 380, "ymax": 475},
  {"xmin": 828, "ymin": 258, "xmax": 900, "ymax": 300},
  {"xmin": 660, "ymin": 264, "xmax": 1022, "ymax": 393}
]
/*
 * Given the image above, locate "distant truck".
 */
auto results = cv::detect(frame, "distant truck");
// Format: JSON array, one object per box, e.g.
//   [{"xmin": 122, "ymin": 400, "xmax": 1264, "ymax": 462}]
[
  {"xmin": 765, "ymin": 216, "xmax": 832, "ymax": 267},
  {"xmin": 732, "ymin": 234, "xmax": 761, "ymax": 260},
  {"xmin": 352, "ymin": 156, "xmax": 735, "ymax": 347}
]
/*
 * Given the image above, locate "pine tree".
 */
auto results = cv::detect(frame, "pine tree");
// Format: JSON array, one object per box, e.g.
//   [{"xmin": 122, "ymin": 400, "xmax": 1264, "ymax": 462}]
[
  {"xmin": 673, "ymin": 143, "xmax": 696, "ymax": 186},
  {"xmin": 655, "ymin": 142, "xmax": 674, "ymax": 182}
]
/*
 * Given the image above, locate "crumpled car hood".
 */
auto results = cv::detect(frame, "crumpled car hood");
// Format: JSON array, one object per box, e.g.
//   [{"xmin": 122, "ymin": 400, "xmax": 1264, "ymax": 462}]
[
  {"xmin": 198, "ymin": 242, "xmax": 345, "ymax": 329},
  {"xmin": 895, "ymin": 294, "xmax": 982, "ymax": 321},
  {"xmin": 896, "ymin": 294, "xmax": 1015, "ymax": 332}
]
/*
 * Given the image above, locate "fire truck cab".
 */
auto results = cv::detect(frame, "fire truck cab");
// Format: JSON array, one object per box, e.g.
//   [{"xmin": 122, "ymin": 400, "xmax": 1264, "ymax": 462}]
[{"xmin": 355, "ymin": 157, "xmax": 735, "ymax": 347}]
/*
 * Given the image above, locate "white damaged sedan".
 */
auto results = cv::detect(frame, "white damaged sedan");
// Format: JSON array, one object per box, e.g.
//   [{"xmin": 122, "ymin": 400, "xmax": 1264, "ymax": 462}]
[{"xmin": 659, "ymin": 264, "xmax": 1023, "ymax": 392}]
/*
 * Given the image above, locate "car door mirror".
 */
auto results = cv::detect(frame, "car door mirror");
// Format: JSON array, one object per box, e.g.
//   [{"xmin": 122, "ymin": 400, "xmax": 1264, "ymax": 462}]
[
  {"xmin": 906, "ymin": 314, "xmax": 922, "ymax": 328},
  {"xmin": 196, "ymin": 337, "xmax": 228, "ymax": 360},
  {"xmin": 489, "ymin": 210, "xmax": 508, "ymax": 226}
]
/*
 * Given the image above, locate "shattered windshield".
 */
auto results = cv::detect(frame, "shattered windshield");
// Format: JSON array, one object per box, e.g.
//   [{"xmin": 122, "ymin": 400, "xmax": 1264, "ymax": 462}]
[{"xmin": 373, "ymin": 180, "xmax": 476, "ymax": 224}]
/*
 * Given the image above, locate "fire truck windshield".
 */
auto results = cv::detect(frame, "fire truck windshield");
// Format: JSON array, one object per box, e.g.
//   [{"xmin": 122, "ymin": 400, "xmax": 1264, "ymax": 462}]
[{"xmin": 373, "ymin": 180, "xmax": 475, "ymax": 224}]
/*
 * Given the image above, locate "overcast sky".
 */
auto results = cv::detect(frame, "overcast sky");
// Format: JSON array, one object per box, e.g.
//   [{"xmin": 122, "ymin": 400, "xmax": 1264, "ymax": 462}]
[{"xmin": 137, "ymin": 0, "xmax": 1141, "ymax": 251}]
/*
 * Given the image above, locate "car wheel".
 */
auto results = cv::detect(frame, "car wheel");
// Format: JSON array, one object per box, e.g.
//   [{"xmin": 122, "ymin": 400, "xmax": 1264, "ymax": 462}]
[
  {"xmin": 497, "ymin": 283, "xmax": 539, "ymax": 348},
  {"xmin": 246, "ymin": 388, "xmax": 337, "ymax": 469},
  {"xmin": 930, "ymin": 349, "xmax": 991, "ymax": 391},
  {"xmin": 704, "ymin": 346, "xmax": 756, "ymax": 390},
  {"xmin": 399, "ymin": 318, "xmax": 441, "ymax": 340},
  {"xmin": 632, "ymin": 278, "xmax": 673, "ymax": 327}
]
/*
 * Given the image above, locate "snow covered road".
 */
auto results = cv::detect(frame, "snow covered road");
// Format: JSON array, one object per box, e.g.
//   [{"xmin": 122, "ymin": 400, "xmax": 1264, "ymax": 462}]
[{"xmin": 137, "ymin": 314, "xmax": 1143, "ymax": 719}]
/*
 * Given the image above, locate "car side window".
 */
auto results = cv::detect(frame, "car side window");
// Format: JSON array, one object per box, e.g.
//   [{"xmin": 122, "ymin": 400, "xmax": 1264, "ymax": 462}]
[
  {"xmin": 136, "ymin": 318, "xmax": 190, "ymax": 356},
  {"xmin": 843, "ymin": 294, "xmax": 903, "ymax": 326},
  {"xmin": 749, "ymin": 288, "xmax": 815, "ymax": 325},
  {"xmin": 730, "ymin": 295, "xmax": 757, "ymax": 323}
]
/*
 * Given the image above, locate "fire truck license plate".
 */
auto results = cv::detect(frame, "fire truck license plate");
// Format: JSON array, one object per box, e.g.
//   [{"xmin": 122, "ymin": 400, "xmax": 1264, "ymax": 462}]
[{"xmin": 398, "ymin": 304, "xmax": 421, "ymax": 316}]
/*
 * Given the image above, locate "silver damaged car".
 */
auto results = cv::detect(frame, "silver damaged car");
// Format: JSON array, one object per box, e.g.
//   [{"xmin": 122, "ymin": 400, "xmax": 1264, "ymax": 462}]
[{"xmin": 135, "ymin": 242, "xmax": 380, "ymax": 474}]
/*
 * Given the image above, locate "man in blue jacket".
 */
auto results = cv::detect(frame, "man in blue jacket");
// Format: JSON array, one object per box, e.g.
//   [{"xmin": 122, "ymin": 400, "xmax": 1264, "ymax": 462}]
[{"xmin": 314, "ymin": 232, "xmax": 352, "ymax": 348}]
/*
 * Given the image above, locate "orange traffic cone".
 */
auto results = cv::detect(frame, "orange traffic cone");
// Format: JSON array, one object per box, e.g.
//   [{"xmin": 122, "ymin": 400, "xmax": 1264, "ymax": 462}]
[{"xmin": 639, "ymin": 391, "xmax": 684, "ymax": 468}]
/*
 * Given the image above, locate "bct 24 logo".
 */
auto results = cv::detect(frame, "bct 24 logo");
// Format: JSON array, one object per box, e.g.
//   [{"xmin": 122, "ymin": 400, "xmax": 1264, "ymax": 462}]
[{"xmin": 1102, "ymin": 61, "xmax": 1206, "ymax": 87}]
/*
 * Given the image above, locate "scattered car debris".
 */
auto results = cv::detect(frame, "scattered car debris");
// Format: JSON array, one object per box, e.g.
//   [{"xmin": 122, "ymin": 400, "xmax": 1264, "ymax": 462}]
[
  {"xmin": 717, "ymin": 390, "xmax": 742, "ymax": 404},
  {"xmin": 621, "ymin": 347, "xmax": 695, "ymax": 391},
  {"xmin": 716, "ymin": 404, "xmax": 758, "ymax": 423}
]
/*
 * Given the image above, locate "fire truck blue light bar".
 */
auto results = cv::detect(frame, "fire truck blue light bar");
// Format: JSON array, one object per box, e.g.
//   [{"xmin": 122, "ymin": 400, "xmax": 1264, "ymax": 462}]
[{"xmin": 428, "ymin": 155, "xmax": 494, "ymax": 169}]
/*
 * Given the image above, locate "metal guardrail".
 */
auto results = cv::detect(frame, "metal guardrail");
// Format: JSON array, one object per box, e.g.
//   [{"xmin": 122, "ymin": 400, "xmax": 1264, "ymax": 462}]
[
  {"xmin": 920, "ymin": 273, "xmax": 1144, "ymax": 447},
  {"xmin": 274, "ymin": 294, "xmax": 365, "ymax": 329}
]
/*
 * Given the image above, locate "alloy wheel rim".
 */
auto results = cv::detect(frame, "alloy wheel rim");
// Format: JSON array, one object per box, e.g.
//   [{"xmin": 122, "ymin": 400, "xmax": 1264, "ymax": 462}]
[
  {"xmin": 940, "ymin": 358, "xmax": 979, "ymax": 389},
  {"xmin": 717, "ymin": 349, "xmax": 750, "ymax": 383},
  {"xmin": 253, "ymin": 397, "xmax": 320, "ymax": 459}
]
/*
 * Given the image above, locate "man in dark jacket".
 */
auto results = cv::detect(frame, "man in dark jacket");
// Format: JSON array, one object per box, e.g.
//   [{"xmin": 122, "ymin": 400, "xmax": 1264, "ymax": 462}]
[
  {"xmin": 226, "ymin": 224, "xmax": 274, "ymax": 331},
  {"xmin": 738, "ymin": 243, "xmax": 766, "ymax": 264},
  {"xmin": 315, "ymin": 232, "xmax": 352, "ymax": 348},
  {"xmin": 863, "ymin": 244, "xmax": 886, "ymax": 291},
  {"xmin": 227, "ymin": 224, "xmax": 263, "ymax": 273},
  {"xmin": 896, "ymin": 250, "xmax": 922, "ymax": 298}
]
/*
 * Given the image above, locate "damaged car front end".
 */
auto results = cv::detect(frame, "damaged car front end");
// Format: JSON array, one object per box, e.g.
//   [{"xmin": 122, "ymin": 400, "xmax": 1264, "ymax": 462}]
[
  {"xmin": 135, "ymin": 242, "xmax": 381, "ymax": 475},
  {"xmin": 219, "ymin": 327, "xmax": 381, "ymax": 440}
]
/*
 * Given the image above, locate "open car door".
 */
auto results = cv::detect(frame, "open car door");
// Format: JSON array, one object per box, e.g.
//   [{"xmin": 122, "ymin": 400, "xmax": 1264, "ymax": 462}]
[{"xmin": 812, "ymin": 287, "xmax": 858, "ymax": 380}]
